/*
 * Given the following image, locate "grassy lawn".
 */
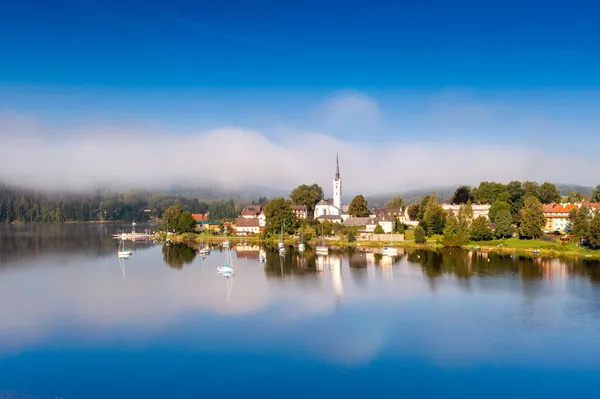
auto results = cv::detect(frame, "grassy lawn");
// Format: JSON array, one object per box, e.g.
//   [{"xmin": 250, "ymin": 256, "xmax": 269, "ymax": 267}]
[
  {"xmin": 404, "ymin": 230, "xmax": 414, "ymax": 241},
  {"xmin": 473, "ymin": 237, "xmax": 598, "ymax": 256}
]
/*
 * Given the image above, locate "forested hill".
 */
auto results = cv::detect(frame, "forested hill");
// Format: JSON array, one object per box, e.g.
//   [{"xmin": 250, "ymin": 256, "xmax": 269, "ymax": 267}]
[{"xmin": 0, "ymin": 183, "xmax": 241, "ymax": 223}]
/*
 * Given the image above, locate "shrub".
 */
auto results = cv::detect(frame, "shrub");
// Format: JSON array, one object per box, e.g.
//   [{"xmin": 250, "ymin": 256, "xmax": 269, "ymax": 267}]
[{"xmin": 414, "ymin": 226, "xmax": 426, "ymax": 244}]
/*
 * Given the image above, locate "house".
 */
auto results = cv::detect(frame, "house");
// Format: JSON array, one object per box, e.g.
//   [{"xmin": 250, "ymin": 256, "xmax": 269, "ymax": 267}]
[
  {"xmin": 235, "ymin": 217, "xmax": 260, "ymax": 235},
  {"xmin": 366, "ymin": 215, "xmax": 395, "ymax": 234},
  {"xmin": 316, "ymin": 214, "xmax": 343, "ymax": 224},
  {"xmin": 542, "ymin": 203, "xmax": 578, "ymax": 232},
  {"xmin": 292, "ymin": 205, "xmax": 308, "ymax": 220},
  {"xmin": 238, "ymin": 205, "xmax": 266, "ymax": 230},
  {"xmin": 342, "ymin": 217, "xmax": 372, "ymax": 231},
  {"xmin": 196, "ymin": 220, "xmax": 221, "ymax": 232},
  {"xmin": 442, "ymin": 204, "xmax": 491, "ymax": 219},
  {"xmin": 192, "ymin": 213, "xmax": 208, "ymax": 222},
  {"xmin": 373, "ymin": 208, "xmax": 405, "ymax": 223}
]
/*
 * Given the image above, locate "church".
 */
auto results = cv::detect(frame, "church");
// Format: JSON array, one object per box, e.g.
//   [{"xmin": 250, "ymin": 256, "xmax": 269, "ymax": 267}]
[{"xmin": 314, "ymin": 155, "xmax": 349, "ymax": 222}]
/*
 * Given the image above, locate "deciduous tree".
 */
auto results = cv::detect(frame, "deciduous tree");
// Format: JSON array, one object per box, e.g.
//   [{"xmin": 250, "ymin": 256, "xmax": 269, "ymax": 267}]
[
  {"xmin": 592, "ymin": 185, "xmax": 600, "ymax": 202},
  {"xmin": 386, "ymin": 196, "xmax": 405, "ymax": 209},
  {"xmin": 349, "ymin": 195, "xmax": 369, "ymax": 217},
  {"xmin": 373, "ymin": 224, "xmax": 384, "ymax": 234},
  {"xmin": 494, "ymin": 208, "xmax": 513, "ymax": 238},
  {"xmin": 289, "ymin": 184, "xmax": 324, "ymax": 217},
  {"xmin": 470, "ymin": 216, "xmax": 493, "ymax": 241},
  {"xmin": 263, "ymin": 197, "xmax": 297, "ymax": 235},
  {"xmin": 570, "ymin": 205, "xmax": 591, "ymax": 241},
  {"xmin": 539, "ymin": 182, "xmax": 561, "ymax": 204},
  {"xmin": 588, "ymin": 211, "xmax": 600, "ymax": 249},
  {"xmin": 451, "ymin": 186, "xmax": 473, "ymax": 204},
  {"xmin": 518, "ymin": 196, "xmax": 545, "ymax": 239}
]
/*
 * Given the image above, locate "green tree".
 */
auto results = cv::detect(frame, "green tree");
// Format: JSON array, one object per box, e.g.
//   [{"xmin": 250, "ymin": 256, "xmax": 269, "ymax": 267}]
[
  {"xmin": 161, "ymin": 204, "xmax": 184, "ymax": 233},
  {"xmin": 418, "ymin": 195, "xmax": 431, "ymax": 220},
  {"xmin": 588, "ymin": 211, "xmax": 600, "ymax": 249},
  {"xmin": 489, "ymin": 200, "xmax": 512, "ymax": 224},
  {"xmin": 539, "ymin": 182, "xmax": 561, "ymax": 204},
  {"xmin": 423, "ymin": 194, "xmax": 445, "ymax": 235},
  {"xmin": 414, "ymin": 226, "xmax": 426, "ymax": 244},
  {"xmin": 451, "ymin": 186, "xmax": 473, "ymax": 204},
  {"xmin": 494, "ymin": 208, "xmax": 513, "ymax": 238},
  {"xmin": 470, "ymin": 216, "xmax": 493, "ymax": 241},
  {"xmin": 208, "ymin": 199, "xmax": 237, "ymax": 220},
  {"xmin": 570, "ymin": 205, "xmax": 591, "ymax": 241},
  {"xmin": 457, "ymin": 201, "xmax": 474, "ymax": 230},
  {"xmin": 263, "ymin": 197, "xmax": 297, "ymax": 235},
  {"xmin": 373, "ymin": 224, "xmax": 384, "ymax": 234},
  {"xmin": 506, "ymin": 180, "xmax": 525, "ymax": 216},
  {"xmin": 395, "ymin": 220, "xmax": 405, "ymax": 234},
  {"xmin": 522, "ymin": 181, "xmax": 540, "ymax": 201},
  {"xmin": 349, "ymin": 194, "xmax": 369, "ymax": 217},
  {"xmin": 518, "ymin": 196, "xmax": 546, "ymax": 239},
  {"xmin": 407, "ymin": 204, "xmax": 420, "ymax": 221},
  {"xmin": 386, "ymin": 196, "xmax": 405, "ymax": 209},
  {"xmin": 592, "ymin": 185, "xmax": 600, "ymax": 202},
  {"xmin": 346, "ymin": 228, "xmax": 357, "ymax": 242},
  {"xmin": 177, "ymin": 211, "xmax": 196, "ymax": 233},
  {"xmin": 472, "ymin": 182, "xmax": 506, "ymax": 204},
  {"xmin": 289, "ymin": 184, "xmax": 324, "ymax": 217},
  {"xmin": 566, "ymin": 191, "xmax": 583, "ymax": 203}
]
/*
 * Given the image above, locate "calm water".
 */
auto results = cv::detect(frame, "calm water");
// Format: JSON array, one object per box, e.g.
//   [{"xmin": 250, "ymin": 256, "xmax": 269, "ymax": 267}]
[{"xmin": 2, "ymin": 224, "xmax": 600, "ymax": 398}]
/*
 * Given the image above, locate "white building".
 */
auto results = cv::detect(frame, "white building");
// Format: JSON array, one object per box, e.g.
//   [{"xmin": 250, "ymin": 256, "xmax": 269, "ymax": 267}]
[
  {"xmin": 315, "ymin": 154, "xmax": 345, "ymax": 221},
  {"xmin": 442, "ymin": 203, "xmax": 491, "ymax": 219}
]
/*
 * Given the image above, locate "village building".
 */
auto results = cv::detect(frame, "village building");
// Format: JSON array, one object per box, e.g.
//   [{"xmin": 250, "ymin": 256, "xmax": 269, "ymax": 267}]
[
  {"xmin": 442, "ymin": 203, "xmax": 491, "ymax": 219},
  {"xmin": 234, "ymin": 217, "xmax": 260, "ymax": 235},
  {"xmin": 292, "ymin": 205, "xmax": 308, "ymax": 220},
  {"xmin": 543, "ymin": 203, "xmax": 578, "ymax": 232},
  {"xmin": 315, "ymin": 155, "xmax": 345, "ymax": 220}
]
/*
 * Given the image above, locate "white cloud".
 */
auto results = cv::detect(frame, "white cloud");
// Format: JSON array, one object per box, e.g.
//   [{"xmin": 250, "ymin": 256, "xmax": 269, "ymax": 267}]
[{"xmin": 1, "ymin": 91, "xmax": 600, "ymax": 194}]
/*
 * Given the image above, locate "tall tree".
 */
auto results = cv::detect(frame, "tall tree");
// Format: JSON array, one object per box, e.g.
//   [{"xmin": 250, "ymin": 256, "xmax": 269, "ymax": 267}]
[
  {"xmin": 522, "ymin": 181, "xmax": 540, "ymax": 201},
  {"xmin": 289, "ymin": 184, "xmax": 324, "ymax": 216},
  {"xmin": 570, "ymin": 205, "xmax": 591, "ymax": 241},
  {"xmin": 414, "ymin": 226, "xmax": 426, "ymax": 244},
  {"xmin": 349, "ymin": 195, "xmax": 369, "ymax": 217},
  {"xmin": 518, "ymin": 196, "xmax": 545, "ymax": 239},
  {"xmin": 472, "ymin": 182, "xmax": 506, "ymax": 204},
  {"xmin": 470, "ymin": 216, "xmax": 493, "ymax": 241},
  {"xmin": 588, "ymin": 211, "xmax": 600, "ymax": 248},
  {"xmin": 457, "ymin": 201, "xmax": 474, "ymax": 230},
  {"xmin": 208, "ymin": 199, "xmax": 237, "ymax": 220},
  {"xmin": 506, "ymin": 180, "xmax": 525, "ymax": 216},
  {"xmin": 263, "ymin": 197, "xmax": 297, "ymax": 235},
  {"xmin": 489, "ymin": 200, "xmax": 511, "ymax": 224},
  {"xmin": 451, "ymin": 186, "xmax": 473, "ymax": 204},
  {"xmin": 566, "ymin": 191, "xmax": 583, "ymax": 203},
  {"xmin": 592, "ymin": 185, "xmax": 600, "ymax": 202},
  {"xmin": 161, "ymin": 204, "xmax": 184, "ymax": 233},
  {"xmin": 407, "ymin": 204, "xmax": 420, "ymax": 221},
  {"xmin": 177, "ymin": 211, "xmax": 197, "ymax": 233},
  {"xmin": 494, "ymin": 208, "xmax": 514, "ymax": 238},
  {"xmin": 539, "ymin": 182, "xmax": 561, "ymax": 204},
  {"xmin": 386, "ymin": 196, "xmax": 405, "ymax": 209},
  {"xmin": 423, "ymin": 194, "xmax": 446, "ymax": 235}
]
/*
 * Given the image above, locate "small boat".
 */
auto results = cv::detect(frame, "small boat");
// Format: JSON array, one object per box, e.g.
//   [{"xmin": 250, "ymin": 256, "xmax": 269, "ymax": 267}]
[
  {"xmin": 316, "ymin": 224, "xmax": 328, "ymax": 255},
  {"xmin": 217, "ymin": 245, "xmax": 234, "ymax": 274},
  {"xmin": 382, "ymin": 246, "xmax": 398, "ymax": 257},
  {"xmin": 112, "ymin": 221, "xmax": 149, "ymax": 241},
  {"xmin": 279, "ymin": 247, "xmax": 286, "ymax": 256},
  {"xmin": 278, "ymin": 224, "xmax": 285, "ymax": 249},
  {"xmin": 117, "ymin": 240, "xmax": 133, "ymax": 258},
  {"xmin": 532, "ymin": 249, "xmax": 540, "ymax": 255},
  {"xmin": 298, "ymin": 228, "xmax": 305, "ymax": 252},
  {"xmin": 222, "ymin": 240, "xmax": 231, "ymax": 248},
  {"xmin": 259, "ymin": 255, "xmax": 266, "ymax": 263},
  {"xmin": 316, "ymin": 245, "xmax": 329, "ymax": 255}
]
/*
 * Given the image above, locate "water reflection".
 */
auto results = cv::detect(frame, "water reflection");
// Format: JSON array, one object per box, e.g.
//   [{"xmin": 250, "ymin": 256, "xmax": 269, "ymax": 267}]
[{"xmin": 161, "ymin": 242, "xmax": 197, "ymax": 270}]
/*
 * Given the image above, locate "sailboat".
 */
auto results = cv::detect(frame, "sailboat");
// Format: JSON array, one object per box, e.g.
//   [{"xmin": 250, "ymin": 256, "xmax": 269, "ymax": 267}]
[
  {"xmin": 382, "ymin": 231, "xmax": 398, "ymax": 256},
  {"xmin": 316, "ymin": 223, "xmax": 329, "ymax": 255},
  {"xmin": 278, "ymin": 225, "xmax": 285, "ymax": 249},
  {"xmin": 198, "ymin": 235, "xmax": 211, "ymax": 256},
  {"xmin": 117, "ymin": 239, "xmax": 133, "ymax": 258},
  {"xmin": 298, "ymin": 227, "xmax": 305, "ymax": 252},
  {"xmin": 217, "ymin": 243, "xmax": 234, "ymax": 275}
]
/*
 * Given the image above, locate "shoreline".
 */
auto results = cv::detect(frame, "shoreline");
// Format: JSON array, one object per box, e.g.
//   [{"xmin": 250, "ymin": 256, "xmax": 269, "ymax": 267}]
[{"xmin": 164, "ymin": 233, "xmax": 600, "ymax": 259}]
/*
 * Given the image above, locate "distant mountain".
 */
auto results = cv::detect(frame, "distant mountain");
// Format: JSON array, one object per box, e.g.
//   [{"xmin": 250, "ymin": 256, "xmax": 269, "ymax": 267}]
[{"xmin": 555, "ymin": 184, "xmax": 594, "ymax": 196}]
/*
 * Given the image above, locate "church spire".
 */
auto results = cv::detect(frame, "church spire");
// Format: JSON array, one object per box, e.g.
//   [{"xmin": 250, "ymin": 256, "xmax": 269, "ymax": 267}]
[{"xmin": 335, "ymin": 153, "xmax": 340, "ymax": 179}]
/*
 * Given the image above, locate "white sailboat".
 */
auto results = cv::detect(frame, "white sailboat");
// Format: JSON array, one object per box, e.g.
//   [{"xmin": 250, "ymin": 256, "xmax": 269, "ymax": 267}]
[
  {"xmin": 298, "ymin": 227, "xmax": 305, "ymax": 252},
  {"xmin": 117, "ymin": 239, "xmax": 133, "ymax": 258},
  {"xmin": 316, "ymin": 223, "xmax": 329, "ymax": 255},
  {"xmin": 198, "ymin": 235, "xmax": 211, "ymax": 256},
  {"xmin": 278, "ymin": 225, "xmax": 285, "ymax": 249},
  {"xmin": 382, "ymin": 233, "xmax": 398, "ymax": 256},
  {"xmin": 217, "ymin": 243, "xmax": 234, "ymax": 275}
]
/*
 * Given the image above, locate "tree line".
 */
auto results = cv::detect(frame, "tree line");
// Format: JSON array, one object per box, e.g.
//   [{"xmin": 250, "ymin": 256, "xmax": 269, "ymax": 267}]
[{"xmin": 0, "ymin": 183, "xmax": 237, "ymax": 223}]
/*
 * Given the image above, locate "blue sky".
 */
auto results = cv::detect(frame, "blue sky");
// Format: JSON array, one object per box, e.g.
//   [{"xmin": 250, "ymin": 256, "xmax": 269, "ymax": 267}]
[{"xmin": 1, "ymin": 0, "xmax": 599, "ymax": 193}]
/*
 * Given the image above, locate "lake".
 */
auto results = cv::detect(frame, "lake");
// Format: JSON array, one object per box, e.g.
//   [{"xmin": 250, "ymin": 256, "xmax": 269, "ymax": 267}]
[{"xmin": 1, "ymin": 224, "xmax": 600, "ymax": 398}]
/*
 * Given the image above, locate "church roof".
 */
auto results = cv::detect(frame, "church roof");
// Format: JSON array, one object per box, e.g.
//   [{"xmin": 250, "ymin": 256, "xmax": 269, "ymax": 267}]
[{"xmin": 316, "ymin": 199, "xmax": 329, "ymax": 206}]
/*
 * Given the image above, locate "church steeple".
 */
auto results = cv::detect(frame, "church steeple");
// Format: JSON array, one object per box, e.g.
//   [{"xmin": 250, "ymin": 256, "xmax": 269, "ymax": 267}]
[{"xmin": 333, "ymin": 154, "xmax": 342, "ymax": 210}]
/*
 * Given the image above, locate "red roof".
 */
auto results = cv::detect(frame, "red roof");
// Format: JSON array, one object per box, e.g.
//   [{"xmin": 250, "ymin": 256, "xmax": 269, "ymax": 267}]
[
  {"xmin": 235, "ymin": 217, "xmax": 260, "ymax": 227},
  {"xmin": 192, "ymin": 213, "xmax": 207, "ymax": 222}
]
